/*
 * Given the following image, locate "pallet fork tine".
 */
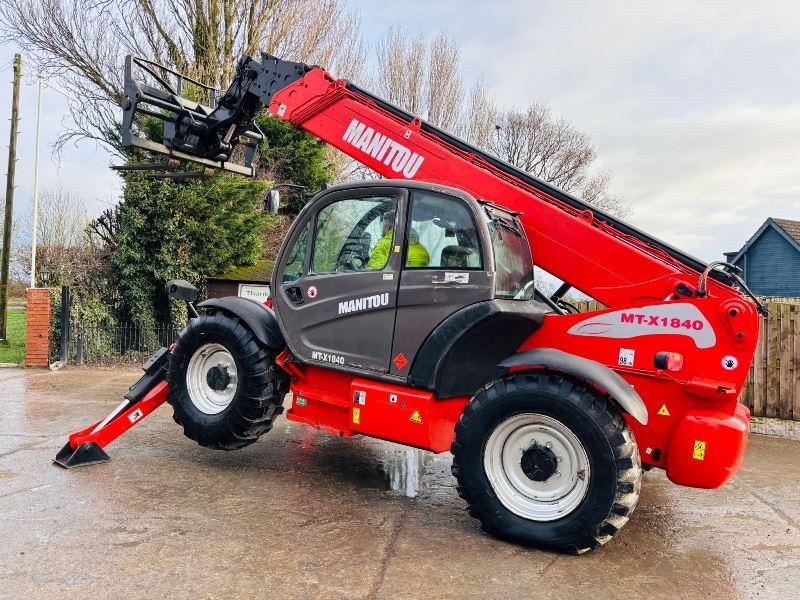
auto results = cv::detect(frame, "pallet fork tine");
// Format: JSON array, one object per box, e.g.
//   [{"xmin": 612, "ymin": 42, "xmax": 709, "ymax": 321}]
[{"xmin": 54, "ymin": 347, "xmax": 171, "ymax": 468}]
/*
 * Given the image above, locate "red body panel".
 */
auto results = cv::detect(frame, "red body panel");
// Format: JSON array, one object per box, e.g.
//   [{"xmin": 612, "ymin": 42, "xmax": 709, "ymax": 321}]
[
  {"xmin": 259, "ymin": 69, "xmax": 760, "ymax": 489},
  {"xmin": 68, "ymin": 381, "xmax": 169, "ymax": 450},
  {"xmin": 666, "ymin": 404, "xmax": 750, "ymax": 488},
  {"xmin": 284, "ymin": 360, "xmax": 468, "ymax": 453}
]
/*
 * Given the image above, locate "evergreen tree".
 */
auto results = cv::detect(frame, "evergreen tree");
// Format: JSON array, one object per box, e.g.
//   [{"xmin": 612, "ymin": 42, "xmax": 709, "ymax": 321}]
[{"xmin": 112, "ymin": 174, "xmax": 269, "ymax": 328}]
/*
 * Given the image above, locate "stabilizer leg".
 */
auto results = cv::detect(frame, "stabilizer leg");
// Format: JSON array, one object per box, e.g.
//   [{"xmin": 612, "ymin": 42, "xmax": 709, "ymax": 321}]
[
  {"xmin": 54, "ymin": 442, "xmax": 110, "ymax": 468},
  {"xmin": 53, "ymin": 348, "xmax": 171, "ymax": 469}
]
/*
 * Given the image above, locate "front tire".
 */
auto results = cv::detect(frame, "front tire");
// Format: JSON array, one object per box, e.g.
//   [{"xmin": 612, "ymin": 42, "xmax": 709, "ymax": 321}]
[
  {"xmin": 451, "ymin": 372, "xmax": 641, "ymax": 553},
  {"xmin": 168, "ymin": 310, "xmax": 288, "ymax": 450}
]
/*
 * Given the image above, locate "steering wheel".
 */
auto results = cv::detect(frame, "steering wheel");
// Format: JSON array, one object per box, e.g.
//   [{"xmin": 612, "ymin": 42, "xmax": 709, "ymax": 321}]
[{"xmin": 333, "ymin": 254, "xmax": 368, "ymax": 272}]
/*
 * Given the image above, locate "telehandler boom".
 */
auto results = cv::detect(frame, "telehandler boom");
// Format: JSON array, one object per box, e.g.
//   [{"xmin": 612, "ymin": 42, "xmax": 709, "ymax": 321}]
[{"xmin": 56, "ymin": 53, "xmax": 766, "ymax": 553}]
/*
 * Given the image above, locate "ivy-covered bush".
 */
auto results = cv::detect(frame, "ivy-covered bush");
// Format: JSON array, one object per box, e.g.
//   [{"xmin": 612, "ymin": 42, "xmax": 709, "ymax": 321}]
[
  {"xmin": 113, "ymin": 173, "xmax": 270, "ymax": 330},
  {"xmin": 254, "ymin": 113, "xmax": 331, "ymax": 206}
]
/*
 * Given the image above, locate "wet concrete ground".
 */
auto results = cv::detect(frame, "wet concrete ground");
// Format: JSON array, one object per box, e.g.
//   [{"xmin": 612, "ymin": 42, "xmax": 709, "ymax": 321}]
[{"xmin": 1, "ymin": 368, "xmax": 799, "ymax": 599}]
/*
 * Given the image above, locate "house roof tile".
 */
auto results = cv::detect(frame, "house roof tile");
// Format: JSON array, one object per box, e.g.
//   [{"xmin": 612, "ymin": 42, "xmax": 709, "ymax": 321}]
[{"xmin": 773, "ymin": 218, "xmax": 800, "ymax": 246}]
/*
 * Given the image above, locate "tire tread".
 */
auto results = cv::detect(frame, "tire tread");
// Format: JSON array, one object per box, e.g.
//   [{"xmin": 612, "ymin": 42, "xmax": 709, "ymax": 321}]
[
  {"xmin": 450, "ymin": 371, "xmax": 642, "ymax": 554},
  {"xmin": 168, "ymin": 311, "xmax": 289, "ymax": 451}
]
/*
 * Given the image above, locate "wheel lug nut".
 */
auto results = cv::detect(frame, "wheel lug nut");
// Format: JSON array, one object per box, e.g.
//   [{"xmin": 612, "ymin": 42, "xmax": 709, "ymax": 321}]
[
  {"xmin": 545, "ymin": 442, "xmax": 552, "ymax": 448},
  {"xmin": 557, "ymin": 456, "xmax": 563, "ymax": 462}
]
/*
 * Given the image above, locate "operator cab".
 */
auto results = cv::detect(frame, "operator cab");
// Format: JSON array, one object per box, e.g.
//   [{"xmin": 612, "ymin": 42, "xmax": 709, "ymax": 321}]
[{"xmin": 271, "ymin": 180, "xmax": 541, "ymax": 380}]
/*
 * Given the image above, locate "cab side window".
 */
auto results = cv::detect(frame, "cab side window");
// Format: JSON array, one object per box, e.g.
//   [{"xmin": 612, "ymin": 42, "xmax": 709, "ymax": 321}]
[
  {"xmin": 405, "ymin": 191, "xmax": 482, "ymax": 269},
  {"xmin": 282, "ymin": 224, "xmax": 309, "ymax": 283},
  {"xmin": 312, "ymin": 196, "xmax": 398, "ymax": 273}
]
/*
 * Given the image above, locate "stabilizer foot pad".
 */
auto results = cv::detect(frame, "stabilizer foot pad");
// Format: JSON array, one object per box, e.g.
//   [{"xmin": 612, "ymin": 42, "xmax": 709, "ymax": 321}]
[{"xmin": 53, "ymin": 442, "xmax": 111, "ymax": 468}]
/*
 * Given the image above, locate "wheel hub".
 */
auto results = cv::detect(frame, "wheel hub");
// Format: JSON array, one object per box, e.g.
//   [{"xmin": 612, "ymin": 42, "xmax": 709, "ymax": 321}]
[
  {"xmin": 483, "ymin": 413, "xmax": 591, "ymax": 522},
  {"xmin": 186, "ymin": 343, "xmax": 238, "ymax": 415},
  {"xmin": 520, "ymin": 443, "xmax": 558, "ymax": 482},
  {"xmin": 206, "ymin": 364, "xmax": 231, "ymax": 391}
]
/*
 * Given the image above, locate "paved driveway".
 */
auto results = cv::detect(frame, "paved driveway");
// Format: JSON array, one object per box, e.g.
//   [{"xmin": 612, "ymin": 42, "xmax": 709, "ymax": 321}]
[{"xmin": 1, "ymin": 368, "xmax": 799, "ymax": 599}]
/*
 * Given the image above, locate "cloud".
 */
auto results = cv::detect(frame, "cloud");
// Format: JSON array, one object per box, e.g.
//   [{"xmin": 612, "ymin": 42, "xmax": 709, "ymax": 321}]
[
  {"xmin": 0, "ymin": 45, "xmax": 120, "ymax": 222},
  {"xmin": 4, "ymin": 1, "xmax": 800, "ymax": 263},
  {"xmin": 352, "ymin": 0, "xmax": 800, "ymax": 260}
]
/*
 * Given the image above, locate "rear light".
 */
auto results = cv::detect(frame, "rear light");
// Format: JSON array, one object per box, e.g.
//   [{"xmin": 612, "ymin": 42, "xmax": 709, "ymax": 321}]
[{"xmin": 655, "ymin": 351, "xmax": 684, "ymax": 371}]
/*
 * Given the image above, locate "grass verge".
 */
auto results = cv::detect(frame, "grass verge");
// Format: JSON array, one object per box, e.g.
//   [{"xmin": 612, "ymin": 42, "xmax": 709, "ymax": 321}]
[{"xmin": 0, "ymin": 308, "xmax": 26, "ymax": 365}]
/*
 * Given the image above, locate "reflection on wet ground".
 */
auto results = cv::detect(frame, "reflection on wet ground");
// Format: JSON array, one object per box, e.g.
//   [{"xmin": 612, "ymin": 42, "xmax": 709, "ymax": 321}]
[
  {"xmin": 382, "ymin": 447, "xmax": 431, "ymax": 498},
  {"xmin": 1, "ymin": 367, "xmax": 800, "ymax": 599}
]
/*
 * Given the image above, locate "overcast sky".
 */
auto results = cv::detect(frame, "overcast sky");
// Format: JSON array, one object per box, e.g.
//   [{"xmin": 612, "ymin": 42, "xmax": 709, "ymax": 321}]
[{"xmin": 1, "ymin": 0, "xmax": 799, "ymax": 260}]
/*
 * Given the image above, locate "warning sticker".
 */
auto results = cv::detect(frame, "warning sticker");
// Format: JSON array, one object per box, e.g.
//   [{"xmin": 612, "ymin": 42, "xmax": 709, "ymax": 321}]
[
  {"xmin": 692, "ymin": 440, "xmax": 706, "ymax": 461},
  {"xmin": 128, "ymin": 408, "xmax": 144, "ymax": 424},
  {"xmin": 721, "ymin": 355, "xmax": 738, "ymax": 370},
  {"xmin": 409, "ymin": 410, "xmax": 423, "ymax": 424},
  {"xmin": 657, "ymin": 404, "xmax": 670, "ymax": 416},
  {"xmin": 393, "ymin": 353, "xmax": 408, "ymax": 370},
  {"xmin": 618, "ymin": 348, "xmax": 635, "ymax": 367},
  {"xmin": 444, "ymin": 272, "xmax": 469, "ymax": 284},
  {"xmin": 352, "ymin": 407, "xmax": 361, "ymax": 424}
]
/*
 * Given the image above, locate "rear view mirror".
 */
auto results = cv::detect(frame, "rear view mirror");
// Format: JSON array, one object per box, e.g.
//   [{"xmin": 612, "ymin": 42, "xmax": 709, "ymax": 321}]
[
  {"xmin": 266, "ymin": 189, "xmax": 281, "ymax": 214},
  {"xmin": 165, "ymin": 279, "xmax": 199, "ymax": 302}
]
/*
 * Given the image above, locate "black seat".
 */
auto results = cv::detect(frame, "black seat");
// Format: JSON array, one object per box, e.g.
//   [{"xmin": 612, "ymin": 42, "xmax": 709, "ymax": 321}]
[{"xmin": 441, "ymin": 245, "xmax": 473, "ymax": 268}]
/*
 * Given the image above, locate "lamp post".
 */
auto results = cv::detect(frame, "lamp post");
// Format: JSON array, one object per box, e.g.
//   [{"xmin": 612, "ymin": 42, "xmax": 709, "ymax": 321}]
[
  {"xmin": 30, "ymin": 77, "xmax": 76, "ymax": 289},
  {"xmin": 30, "ymin": 75, "xmax": 43, "ymax": 288},
  {"xmin": 39, "ymin": 266, "xmax": 51, "ymax": 288}
]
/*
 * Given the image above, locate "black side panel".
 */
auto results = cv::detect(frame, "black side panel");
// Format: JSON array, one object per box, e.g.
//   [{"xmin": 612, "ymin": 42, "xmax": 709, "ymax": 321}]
[
  {"xmin": 197, "ymin": 297, "xmax": 285, "ymax": 349},
  {"xmin": 409, "ymin": 300, "xmax": 546, "ymax": 399},
  {"xmin": 499, "ymin": 348, "xmax": 648, "ymax": 425}
]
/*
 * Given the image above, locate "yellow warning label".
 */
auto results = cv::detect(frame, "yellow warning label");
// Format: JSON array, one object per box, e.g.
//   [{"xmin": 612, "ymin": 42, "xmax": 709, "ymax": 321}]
[
  {"xmin": 352, "ymin": 407, "xmax": 360, "ymax": 424},
  {"xmin": 394, "ymin": 245, "xmax": 401, "ymax": 253},
  {"xmin": 409, "ymin": 410, "xmax": 423, "ymax": 424},
  {"xmin": 658, "ymin": 404, "xmax": 670, "ymax": 416},
  {"xmin": 693, "ymin": 440, "xmax": 706, "ymax": 461}
]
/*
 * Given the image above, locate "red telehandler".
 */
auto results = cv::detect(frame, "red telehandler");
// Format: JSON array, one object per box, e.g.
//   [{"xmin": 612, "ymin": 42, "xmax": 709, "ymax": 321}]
[{"xmin": 55, "ymin": 54, "xmax": 768, "ymax": 553}]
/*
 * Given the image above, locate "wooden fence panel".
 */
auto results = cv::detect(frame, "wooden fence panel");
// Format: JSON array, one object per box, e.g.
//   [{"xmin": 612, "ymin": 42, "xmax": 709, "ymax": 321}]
[
  {"xmin": 572, "ymin": 299, "xmax": 800, "ymax": 421},
  {"xmin": 794, "ymin": 306, "xmax": 800, "ymax": 421}
]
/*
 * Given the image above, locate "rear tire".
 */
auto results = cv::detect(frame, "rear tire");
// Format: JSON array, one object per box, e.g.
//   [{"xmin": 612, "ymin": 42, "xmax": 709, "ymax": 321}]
[
  {"xmin": 168, "ymin": 310, "xmax": 288, "ymax": 450},
  {"xmin": 451, "ymin": 371, "xmax": 641, "ymax": 553}
]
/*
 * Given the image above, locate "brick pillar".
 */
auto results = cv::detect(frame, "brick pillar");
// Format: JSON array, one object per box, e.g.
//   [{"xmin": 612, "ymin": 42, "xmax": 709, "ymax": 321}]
[{"xmin": 25, "ymin": 288, "xmax": 51, "ymax": 368}]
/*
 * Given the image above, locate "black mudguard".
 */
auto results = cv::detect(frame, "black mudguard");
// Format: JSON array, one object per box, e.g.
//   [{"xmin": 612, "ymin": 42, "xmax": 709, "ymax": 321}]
[
  {"xmin": 197, "ymin": 297, "xmax": 285, "ymax": 349},
  {"xmin": 408, "ymin": 300, "xmax": 546, "ymax": 399},
  {"xmin": 499, "ymin": 348, "xmax": 649, "ymax": 425}
]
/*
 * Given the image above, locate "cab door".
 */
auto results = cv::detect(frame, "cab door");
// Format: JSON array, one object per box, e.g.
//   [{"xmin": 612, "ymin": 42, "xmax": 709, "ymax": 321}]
[
  {"xmin": 389, "ymin": 189, "xmax": 493, "ymax": 377},
  {"xmin": 272, "ymin": 187, "xmax": 407, "ymax": 373}
]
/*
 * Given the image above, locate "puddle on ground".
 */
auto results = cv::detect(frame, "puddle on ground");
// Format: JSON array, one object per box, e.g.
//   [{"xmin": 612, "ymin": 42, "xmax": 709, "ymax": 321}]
[
  {"xmin": 283, "ymin": 427, "xmax": 436, "ymax": 498},
  {"xmin": 378, "ymin": 447, "xmax": 432, "ymax": 498}
]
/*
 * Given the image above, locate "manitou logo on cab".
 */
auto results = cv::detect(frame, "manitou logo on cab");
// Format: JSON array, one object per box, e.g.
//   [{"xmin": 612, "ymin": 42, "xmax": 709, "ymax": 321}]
[
  {"xmin": 342, "ymin": 119, "xmax": 425, "ymax": 177},
  {"xmin": 338, "ymin": 293, "xmax": 390, "ymax": 315}
]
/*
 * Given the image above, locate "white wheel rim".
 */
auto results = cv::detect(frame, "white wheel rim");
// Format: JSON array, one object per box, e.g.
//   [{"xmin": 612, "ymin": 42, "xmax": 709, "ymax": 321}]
[
  {"xmin": 483, "ymin": 413, "xmax": 590, "ymax": 522},
  {"xmin": 186, "ymin": 343, "xmax": 238, "ymax": 415}
]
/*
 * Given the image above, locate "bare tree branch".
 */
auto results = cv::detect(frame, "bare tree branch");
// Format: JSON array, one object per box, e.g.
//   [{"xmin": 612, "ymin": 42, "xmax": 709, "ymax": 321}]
[
  {"xmin": 487, "ymin": 103, "xmax": 630, "ymax": 217},
  {"xmin": 0, "ymin": 0, "xmax": 365, "ymax": 152}
]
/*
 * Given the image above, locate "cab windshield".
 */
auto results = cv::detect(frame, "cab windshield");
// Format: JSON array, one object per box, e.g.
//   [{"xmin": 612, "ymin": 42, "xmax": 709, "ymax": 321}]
[{"xmin": 485, "ymin": 206, "xmax": 535, "ymax": 299}]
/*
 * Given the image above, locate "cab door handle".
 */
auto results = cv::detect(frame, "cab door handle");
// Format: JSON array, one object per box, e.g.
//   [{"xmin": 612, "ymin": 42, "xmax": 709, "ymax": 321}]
[{"xmin": 286, "ymin": 286, "xmax": 304, "ymax": 304}]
